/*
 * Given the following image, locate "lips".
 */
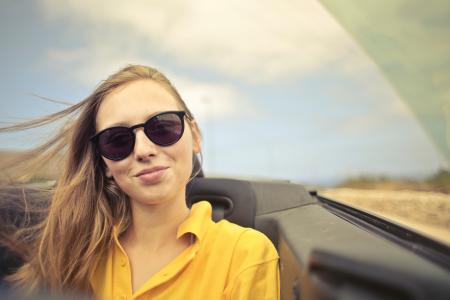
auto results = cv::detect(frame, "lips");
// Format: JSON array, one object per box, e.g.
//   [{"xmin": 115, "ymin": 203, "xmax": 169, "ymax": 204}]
[{"xmin": 135, "ymin": 166, "xmax": 169, "ymax": 184}]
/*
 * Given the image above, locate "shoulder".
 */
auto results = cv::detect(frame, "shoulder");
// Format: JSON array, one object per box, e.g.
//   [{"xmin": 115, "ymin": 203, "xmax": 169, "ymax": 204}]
[
  {"xmin": 213, "ymin": 220, "xmax": 278, "ymax": 267},
  {"xmin": 233, "ymin": 227, "xmax": 279, "ymax": 266},
  {"xmin": 219, "ymin": 225, "xmax": 280, "ymax": 299}
]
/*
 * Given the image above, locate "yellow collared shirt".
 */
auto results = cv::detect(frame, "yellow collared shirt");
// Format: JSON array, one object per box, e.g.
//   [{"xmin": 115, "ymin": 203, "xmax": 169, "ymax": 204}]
[{"xmin": 90, "ymin": 201, "xmax": 279, "ymax": 300}]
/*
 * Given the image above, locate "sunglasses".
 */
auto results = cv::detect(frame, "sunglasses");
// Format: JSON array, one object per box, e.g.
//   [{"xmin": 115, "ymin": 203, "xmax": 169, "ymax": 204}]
[{"xmin": 91, "ymin": 111, "xmax": 186, "ymax": 161}]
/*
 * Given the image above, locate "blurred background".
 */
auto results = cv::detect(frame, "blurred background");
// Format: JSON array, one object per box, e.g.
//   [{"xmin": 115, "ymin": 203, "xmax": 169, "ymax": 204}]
[{"xmin": 0, "ymin": 1, "xmax": 449, "ymax": 242}]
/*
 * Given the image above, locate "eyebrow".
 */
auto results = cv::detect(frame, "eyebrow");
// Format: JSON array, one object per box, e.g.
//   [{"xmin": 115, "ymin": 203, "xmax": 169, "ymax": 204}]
[{"xmin": 98, "ymin": 110, "xmax": 180, "ymax": 130}]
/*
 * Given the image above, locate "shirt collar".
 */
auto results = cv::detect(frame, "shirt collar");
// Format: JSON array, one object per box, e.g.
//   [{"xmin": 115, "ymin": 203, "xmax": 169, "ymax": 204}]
[
  {"xmin": 176, "ymin": 200, "xmax": 212, "ymax": 241},
  {"xmin": 112, "ymin": 200, "xmax": 213, "ymax": 242}
]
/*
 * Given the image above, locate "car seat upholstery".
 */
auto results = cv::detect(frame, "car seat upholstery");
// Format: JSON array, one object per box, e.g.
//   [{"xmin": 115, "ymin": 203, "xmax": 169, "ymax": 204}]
[{"xmin": 187, "ymin": 177, "xmax": 315, "ymax": 246}]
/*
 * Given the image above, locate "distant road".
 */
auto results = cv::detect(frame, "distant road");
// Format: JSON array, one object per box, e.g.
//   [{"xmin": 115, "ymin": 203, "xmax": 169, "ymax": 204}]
[{"xmin": 319, "ymin": 188, "xmax": 450, "ymax": 245}]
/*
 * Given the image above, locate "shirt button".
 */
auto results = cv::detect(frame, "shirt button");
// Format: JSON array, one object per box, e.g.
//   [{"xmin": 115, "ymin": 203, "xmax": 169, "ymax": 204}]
[{"xmin": 120, "ymin": 259, "xmax": 126, "ymax": 267}]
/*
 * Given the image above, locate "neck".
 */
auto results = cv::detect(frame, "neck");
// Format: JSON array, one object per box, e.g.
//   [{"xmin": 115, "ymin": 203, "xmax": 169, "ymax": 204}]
[{"xmin": 122, "ymin": 194, "xmax": 190, "ymax": 252}]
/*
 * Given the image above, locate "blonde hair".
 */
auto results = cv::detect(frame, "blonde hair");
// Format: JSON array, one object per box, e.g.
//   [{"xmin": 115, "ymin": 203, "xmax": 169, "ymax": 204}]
[{"xmin": 0, "ymin": 65, "xmax": 199, "ymax": 294}]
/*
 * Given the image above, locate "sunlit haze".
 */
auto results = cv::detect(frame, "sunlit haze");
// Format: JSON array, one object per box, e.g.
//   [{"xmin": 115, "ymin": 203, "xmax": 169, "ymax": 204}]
[{"xmin": 0, "ymin": 0, "xmax": 446, "ymax": 185}]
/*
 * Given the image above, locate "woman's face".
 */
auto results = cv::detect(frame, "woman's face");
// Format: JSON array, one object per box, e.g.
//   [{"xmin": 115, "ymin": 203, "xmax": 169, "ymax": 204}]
[{"xmin": 95, "ymin": 79, "xmax": 200, "ymax": 205}]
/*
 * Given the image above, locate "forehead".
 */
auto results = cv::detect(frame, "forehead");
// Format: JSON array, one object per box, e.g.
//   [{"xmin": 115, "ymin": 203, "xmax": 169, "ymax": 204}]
[{"xmin": 96, "ymin": 79, "xmax": 180, "ymax": 131}]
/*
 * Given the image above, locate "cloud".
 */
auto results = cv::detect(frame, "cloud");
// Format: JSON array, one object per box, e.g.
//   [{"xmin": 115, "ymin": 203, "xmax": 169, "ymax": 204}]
[
  {"xmin": 40, "ymin": 0, "xmax": 375, "ymax": 83},
  {"xmin": 45, "ymin": 46, "xmax": 256, "ymax": 123},
  {"xmin": 170, "ymin": 76, "xmax": 257, "ymax": 124},
  {"xmin": 46, "ymin": 45, "xmax": 154, "ymax": 86}
]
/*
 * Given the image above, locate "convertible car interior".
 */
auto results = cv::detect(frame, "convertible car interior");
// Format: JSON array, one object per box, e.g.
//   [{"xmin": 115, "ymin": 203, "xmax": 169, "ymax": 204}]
[{"xmin": 1, "ymin": 176, "xmax": 450, "ymax": 299}]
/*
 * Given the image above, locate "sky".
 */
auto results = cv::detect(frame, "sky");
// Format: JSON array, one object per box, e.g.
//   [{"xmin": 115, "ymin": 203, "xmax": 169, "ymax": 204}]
[{"xmin": 0, "ymin": 0, "xmax": 446, "ymax": 185}]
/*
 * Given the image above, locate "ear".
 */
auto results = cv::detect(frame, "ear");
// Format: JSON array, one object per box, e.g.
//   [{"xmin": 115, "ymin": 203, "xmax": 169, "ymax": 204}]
[
  {"xmin": 190, "ymin": 120, "xmax": 202, "ymax": 154},
  {"xmin": 102, "ymin": 160, "xmax": 114, "ymax": 178}
]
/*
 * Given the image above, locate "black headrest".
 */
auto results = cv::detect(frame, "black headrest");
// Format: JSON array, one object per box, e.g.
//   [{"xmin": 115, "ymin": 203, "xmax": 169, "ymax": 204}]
[{"xmin": 186, "ymin": 178, "xmax": 257, "ymax": 228}]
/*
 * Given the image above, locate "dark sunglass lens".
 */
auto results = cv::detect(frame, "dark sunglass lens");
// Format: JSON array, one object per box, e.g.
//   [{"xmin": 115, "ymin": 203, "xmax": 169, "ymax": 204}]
[
  {"xmin": 98, "ymin": 128, "xmax": 134, "ymax": 160},
  {"xmin": 145, "ymin": 113, "xmax": 184, "ymax": 146}
]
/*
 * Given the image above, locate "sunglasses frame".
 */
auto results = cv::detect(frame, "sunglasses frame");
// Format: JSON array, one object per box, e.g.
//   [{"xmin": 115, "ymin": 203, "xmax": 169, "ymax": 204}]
[{"xmin": 90, "ymin": 110, "xmax": 187, "ymax": 161}]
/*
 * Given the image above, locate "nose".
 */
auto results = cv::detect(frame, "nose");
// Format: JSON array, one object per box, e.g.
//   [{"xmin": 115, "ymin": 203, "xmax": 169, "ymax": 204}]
[{"xmin": 133, "ymin": 128, "xmax": 158, "ymax": 160}]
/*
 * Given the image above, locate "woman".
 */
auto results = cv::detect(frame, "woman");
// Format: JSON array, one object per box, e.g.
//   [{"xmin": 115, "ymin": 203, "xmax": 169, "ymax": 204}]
[{"xmin": 1, "ymin": 65, "xmax": 279, "ymax": 299}]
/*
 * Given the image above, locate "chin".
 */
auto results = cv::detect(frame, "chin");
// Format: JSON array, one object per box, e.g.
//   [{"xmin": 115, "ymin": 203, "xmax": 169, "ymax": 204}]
[
  {"xmin": 122, "ymin": 173, "xmax": 189, "ymax": 206},
  {"xmin": 130, "ymin": 184, "xmax": 177, "ymax": 205}
]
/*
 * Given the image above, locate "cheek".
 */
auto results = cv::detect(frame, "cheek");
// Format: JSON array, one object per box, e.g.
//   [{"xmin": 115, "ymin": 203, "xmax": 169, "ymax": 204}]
[
  {"xmin": 103, "ymin": 158, "xmax": 130, "ymax": 179},
  {"xmin": 172, "ymin": 137, "xmax": 194, "ymax": 179},
  {"xmin": 105, "ymin": 160, "xmax": 135, "ymax": 196}
]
